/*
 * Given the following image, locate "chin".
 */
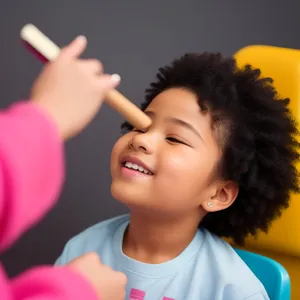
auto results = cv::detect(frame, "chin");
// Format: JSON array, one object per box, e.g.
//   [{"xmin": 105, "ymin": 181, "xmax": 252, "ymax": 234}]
[
  {"xmin": 111, "ymin": 184, "xmax": 166, "ymax": 215},
  {"xmin": 111, "ymin": 181, "xmax": 146, "ymax": 206}
]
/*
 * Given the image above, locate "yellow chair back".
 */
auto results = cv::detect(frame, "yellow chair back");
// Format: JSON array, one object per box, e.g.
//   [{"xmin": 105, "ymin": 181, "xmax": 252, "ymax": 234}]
[{"xmin": 234, "ymin": 45, "xmax": 300, "ymax": 299}]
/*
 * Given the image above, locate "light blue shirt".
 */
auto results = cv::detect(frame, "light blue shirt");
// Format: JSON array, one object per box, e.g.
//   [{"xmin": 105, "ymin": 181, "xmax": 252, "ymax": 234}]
[{"xmin": 55, "ymin": 215, "xmax": 269, "ymax": 300}]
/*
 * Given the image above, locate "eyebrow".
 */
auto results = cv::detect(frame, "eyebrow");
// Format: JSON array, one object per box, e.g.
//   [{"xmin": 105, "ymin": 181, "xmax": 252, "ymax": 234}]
[{"xmin": 145, "ymin": 111, "xmax": 203, "ymax": 141}]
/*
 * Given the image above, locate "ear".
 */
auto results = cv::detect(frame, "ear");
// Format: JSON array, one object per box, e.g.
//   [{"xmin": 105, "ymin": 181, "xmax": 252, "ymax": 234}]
[{"xmin": 203, "ymin": 181, "xmax": 239, "ymax": 212}]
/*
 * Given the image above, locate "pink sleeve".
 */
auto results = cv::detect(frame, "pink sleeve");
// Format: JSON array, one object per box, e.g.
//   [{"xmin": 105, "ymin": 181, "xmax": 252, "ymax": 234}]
[
  {"xmin": 0, "ymin": 101, "xmax": 64, "ymax": 251},
  {"xmin": 0, "ymin": 101, "xmax": 98, "ymax": 300},
  {"xmin": 0, "ymin": 264, "xmax": 97, "ymax": 300}
]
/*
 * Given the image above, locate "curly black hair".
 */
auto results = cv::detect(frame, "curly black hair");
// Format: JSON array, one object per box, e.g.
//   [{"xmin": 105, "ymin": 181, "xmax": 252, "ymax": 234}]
[{"xmin": 121, "ymin": 53, "xmax": 300, "ymax": 245}]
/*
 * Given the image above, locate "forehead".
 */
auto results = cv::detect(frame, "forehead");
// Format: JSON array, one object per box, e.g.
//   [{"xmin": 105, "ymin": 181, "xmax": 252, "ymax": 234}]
[
  {"xmin": 145, "ymin": 88, "xmax": 213, "ymax": 132},
  {"xmin": 146, "ymin": 88, "xmax": 201, "ymax": 118}
]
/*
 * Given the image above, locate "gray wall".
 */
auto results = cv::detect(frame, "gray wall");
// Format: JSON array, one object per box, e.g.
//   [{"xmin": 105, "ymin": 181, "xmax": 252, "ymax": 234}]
[{"xmin": 1, "ymin": 0, "xmax": 299, "ymax": 277}]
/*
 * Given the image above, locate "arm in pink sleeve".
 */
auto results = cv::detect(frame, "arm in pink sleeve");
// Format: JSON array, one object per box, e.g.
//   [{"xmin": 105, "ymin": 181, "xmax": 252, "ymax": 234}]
[
  {"xmin": 0, "ymin": 264, "xmax": 98, "ymax": 300},
  {"xmin": 0, "ymin": 101, "xmax": 64, "ymax": 251},
  {"xmin": 0, "ymin": 101, "xmax": 98, "ymax": 300}
]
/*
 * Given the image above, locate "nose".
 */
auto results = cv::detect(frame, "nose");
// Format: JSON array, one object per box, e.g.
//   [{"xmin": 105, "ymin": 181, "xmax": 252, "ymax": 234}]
[{"xmin": 129, "ymin": 132, "xmax": 154, "ymax": 154}]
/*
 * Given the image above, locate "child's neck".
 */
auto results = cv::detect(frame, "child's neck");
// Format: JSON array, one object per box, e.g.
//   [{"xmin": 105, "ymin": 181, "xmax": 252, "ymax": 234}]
[{"xmin": 122, "ymin": 209, "xmax": 205, "ymax": 264}]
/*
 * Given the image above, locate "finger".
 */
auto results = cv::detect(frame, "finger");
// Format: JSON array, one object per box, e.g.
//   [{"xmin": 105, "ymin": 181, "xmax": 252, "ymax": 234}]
[
  {"xmin": 83, "ymin": 252, "xmax": 100, "ymax": 261},
  {"xmin": 96, "ymin": 74, "xmax": 121, "ymax": 92},
  {"xmin": 80, "ymin": 59, "xmax": 103, "ymax": 75},
  {"xmin": 116, "ymin": 272, "xmax": 128, "ymax": 285},
  {"xmin": 94, "ymin": 253, "xmax": 102, "ymax": 264},
  {"xmin": 59, "ymin": 35, "xmax": 87, "ymax": 60}
]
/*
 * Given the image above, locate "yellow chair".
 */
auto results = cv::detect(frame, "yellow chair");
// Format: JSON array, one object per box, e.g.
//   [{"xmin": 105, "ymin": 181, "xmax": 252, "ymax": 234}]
[{"xmin": 233, "ymin": 45, "xmax": 300, "ymax": 299}]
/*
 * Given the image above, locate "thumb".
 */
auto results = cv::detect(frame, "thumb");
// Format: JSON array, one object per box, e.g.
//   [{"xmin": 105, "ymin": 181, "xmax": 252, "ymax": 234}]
[{"xmin": 59, "ymin": 35, "xmax": 87, "ymax": 60}]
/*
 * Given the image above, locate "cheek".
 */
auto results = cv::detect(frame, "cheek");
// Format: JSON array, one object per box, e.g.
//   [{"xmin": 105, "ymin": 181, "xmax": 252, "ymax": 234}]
[
  {"xmin": 110, "ymin": 136, "xmax": 128, "ymax": 171},
  {"xmin": 158, "ymin": 150, "xmax": 214, "ymax": 192}
]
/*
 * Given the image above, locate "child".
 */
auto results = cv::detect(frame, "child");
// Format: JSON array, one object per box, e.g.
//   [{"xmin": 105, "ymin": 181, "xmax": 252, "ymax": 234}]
[{"xmin": 56, "ymin": 53, "xmax": 300, "ymax": 300}]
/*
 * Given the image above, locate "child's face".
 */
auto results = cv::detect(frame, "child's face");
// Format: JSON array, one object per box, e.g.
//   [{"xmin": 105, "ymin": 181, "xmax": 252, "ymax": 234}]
[{"xmin": 110, "ymin": 88, "xmax": 237, "ymax": 217}]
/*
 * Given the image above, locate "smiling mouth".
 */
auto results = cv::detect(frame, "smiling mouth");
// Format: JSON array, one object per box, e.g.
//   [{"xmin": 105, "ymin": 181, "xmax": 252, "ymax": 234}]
[{"xmin": 121, "ymin": 161, "xmax": 153, "ymax": 175}]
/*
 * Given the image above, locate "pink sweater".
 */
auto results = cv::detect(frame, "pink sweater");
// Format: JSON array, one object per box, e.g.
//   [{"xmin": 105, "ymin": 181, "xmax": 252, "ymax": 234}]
[{"xmin": 0, "ymin": 102, "xmax": 97, "ymax": 299}]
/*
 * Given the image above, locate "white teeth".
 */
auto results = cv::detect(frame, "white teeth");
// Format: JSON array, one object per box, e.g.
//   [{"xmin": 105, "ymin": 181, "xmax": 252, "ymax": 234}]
[
  {"xmin": 124, "ymin": 161, "xmax": 150, "ymax": 174},
  {"xmin": 132, "ymin": 163, "xmax": 139, "ymax": 170}
]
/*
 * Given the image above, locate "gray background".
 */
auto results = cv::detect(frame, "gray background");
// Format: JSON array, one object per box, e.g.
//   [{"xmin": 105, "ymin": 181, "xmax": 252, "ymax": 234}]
[{"xmin": 0, "ymin": 0, "xmax": 299, "ymax": 277}]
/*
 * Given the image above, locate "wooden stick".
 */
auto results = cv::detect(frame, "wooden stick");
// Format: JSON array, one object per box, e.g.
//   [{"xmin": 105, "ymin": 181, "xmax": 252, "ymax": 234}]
[{"xmin": 20, "ymin": 24, "xmax": 151, "ymax": 130}]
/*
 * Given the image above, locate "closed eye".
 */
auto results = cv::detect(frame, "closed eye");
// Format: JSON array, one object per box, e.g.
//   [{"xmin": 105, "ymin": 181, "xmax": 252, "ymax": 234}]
[
  {"xmin": 132, "ymin": 129, "xmax": 189, "ymax": 146},
  {"xmin": 166, "ymin": 137, "xmax": 186, "ymax": 145}
]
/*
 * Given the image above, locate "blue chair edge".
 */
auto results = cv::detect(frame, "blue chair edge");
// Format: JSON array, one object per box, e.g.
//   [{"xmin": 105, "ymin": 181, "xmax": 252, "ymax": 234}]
[{"xmin": 234, "ymin": 248, "xmax": 291, "ymax": 299}]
